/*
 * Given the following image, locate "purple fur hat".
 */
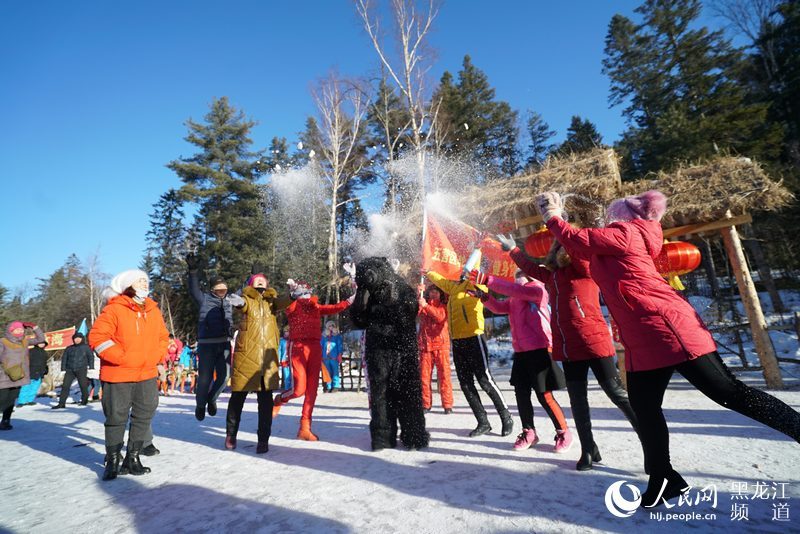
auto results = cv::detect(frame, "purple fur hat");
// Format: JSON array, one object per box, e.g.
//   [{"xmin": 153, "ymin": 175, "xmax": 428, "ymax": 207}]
[{"xmin": 606, "ymin": 190, "xmax": 667, "ymax": 223}]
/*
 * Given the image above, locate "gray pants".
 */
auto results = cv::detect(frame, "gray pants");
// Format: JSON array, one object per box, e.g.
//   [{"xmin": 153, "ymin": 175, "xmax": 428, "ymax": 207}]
[{"xmin": 102, "ymin": 379, "xmax": 159, "ymax": 447}]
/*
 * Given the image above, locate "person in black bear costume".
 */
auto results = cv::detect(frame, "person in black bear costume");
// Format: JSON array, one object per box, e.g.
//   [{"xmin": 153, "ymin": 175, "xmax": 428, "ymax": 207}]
[{"xmin": 350, "ymin": 257, "xmax": 429, "ymax": 451}]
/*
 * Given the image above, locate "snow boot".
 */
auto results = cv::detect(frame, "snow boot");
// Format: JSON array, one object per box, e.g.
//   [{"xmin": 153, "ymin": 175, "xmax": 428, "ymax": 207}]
[
  {"xmin": 141, "ymin": 443, "xmax": 160, "ymax": 456},
  {"xmin": 122, "ymin": 442, "xmax": 151, "ymax": 476},
  {"xmin": 207, "ymin": 400, "xmax": 218, "ymax": 416},
  {"xmin": 51, "ymin": 404, "xmax": 66, "ymax": 410},
  {"xmin": 513, "ymin": 428, "xmax": 539, "ymax": 451},
  {"xmin": 195, "ymin": 404, "xmax": 205, "ymax": 421},
  {"xmin": 297, "ymin": 419, "xmax": 318, "ymax": 441},
  {"xmin": 102, "ymin": 444, "xmax": 123, "ymax": 481},
  {"xmin": 576, "ymin": 443, "xmax": 602, "ymax": 471},
  {"xmin": 641, "ymin": 470, "xmax": 690, "ymax": 508},
  {"xmin": 443, "ymin": 408, "xmax": 453, "ymax": 414},
  {"xmin": 0, "ymin": 420, "xmax": 12, "ymax": 431},
  {"xmin": 225, "ymin": 434, "xmax": 237, "ymax": 450},
  {"xmin": 554, "ymin": 428, "xmax": 573, "ymax": 453},
  {"xmin": 469, "ymin": 415, "xmax": 492, "ymax": 437},
  {"xmin": 256, "ymin": 441, "xmax": 269, "ymax": 454},
  {"xmin": 500, "ymin": 411, "xmax": 514, "ymax": 437}
]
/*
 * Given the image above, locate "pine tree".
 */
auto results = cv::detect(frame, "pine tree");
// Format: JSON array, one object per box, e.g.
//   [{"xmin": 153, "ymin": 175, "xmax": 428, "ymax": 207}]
[
  {"xmin": 167, "ymin": 97, "xmax": 269, "ymax": 285},
  {"xmin": 432, "ymin": 55, "xmax": 520, "ymax": 180},
  {"xmin": 29, "ymin": 255, "xmax": 91, "ymax": 331},
  {"xmin": 554, "ymin": 116, "xmax": 604, "ymax": 156},
  {"xmin": 525, "ymin": 111, "xmax": 556, "ymax": 169},
  {"xmin": 603, "ymin": 0, "xmax": 783, "ymax": 176}
]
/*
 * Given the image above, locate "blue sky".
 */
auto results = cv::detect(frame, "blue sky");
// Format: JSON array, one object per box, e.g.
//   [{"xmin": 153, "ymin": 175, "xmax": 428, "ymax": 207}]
[{"xmin": 0, "ymin": 0, "xmax": 727, "ymax": 293}]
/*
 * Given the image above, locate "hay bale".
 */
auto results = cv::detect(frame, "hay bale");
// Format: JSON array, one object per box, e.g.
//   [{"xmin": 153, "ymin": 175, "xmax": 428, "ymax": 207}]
[
  {"xmin": 623, "ymin": 157, "xmax": 794, "ymax": 227},
  {"xmin": 461, "ymin": 148, "xmax": 621, "ymax": 225},
  {"xmin": 462, "ymin": 150, "xmax": 793, "ymax": 231}
]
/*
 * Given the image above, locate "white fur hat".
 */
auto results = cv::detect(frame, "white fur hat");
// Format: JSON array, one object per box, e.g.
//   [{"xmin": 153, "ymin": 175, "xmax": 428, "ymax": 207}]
[{"xmin": 103, "ymin": 269, "xmax": 149, "ymax": 300}]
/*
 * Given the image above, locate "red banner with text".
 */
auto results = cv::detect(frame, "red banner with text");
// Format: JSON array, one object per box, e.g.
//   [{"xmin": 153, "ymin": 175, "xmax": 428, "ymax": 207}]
[
  {"xmin": 422, "ymin": 213, "xmax": 514, "ymax": 281},
  {"xmin": 44, "ymin": 327, "xmax": 76, "ymax": 351}
]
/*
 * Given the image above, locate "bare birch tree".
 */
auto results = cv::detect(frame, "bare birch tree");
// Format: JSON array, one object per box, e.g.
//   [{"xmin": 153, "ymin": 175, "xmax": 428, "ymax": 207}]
[
  {"xmin": 311, "ymin": 73, "xmax": 369, "ymax": 298},
  {"xmin": 355, "ymin": 0, "xmax": 440, "ymax": 203}
]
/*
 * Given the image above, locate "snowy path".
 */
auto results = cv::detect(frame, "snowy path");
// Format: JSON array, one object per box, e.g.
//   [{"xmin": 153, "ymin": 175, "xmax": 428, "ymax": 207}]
[{"xmin": 1, "ymin": 366, "xmax": 798, "ymax": 533}]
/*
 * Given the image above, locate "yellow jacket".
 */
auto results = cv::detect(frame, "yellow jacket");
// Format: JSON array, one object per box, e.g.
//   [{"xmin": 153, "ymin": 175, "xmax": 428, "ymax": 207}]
[{"xmin": 426, "ymin": 271, "xmax": 487, "ymax": 340}]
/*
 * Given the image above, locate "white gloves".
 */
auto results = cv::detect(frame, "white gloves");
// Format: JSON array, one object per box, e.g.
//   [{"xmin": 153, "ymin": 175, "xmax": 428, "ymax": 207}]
[
  {"xmin": 535, "ymin": 192, "xmax": 564, "ymax": 222},
  {"xmin": 496, "ymin": 234, "xmax": 517, "ymax": 252},
  {"xmin": 228, "ymin": 293, "xmax": 245, "ymax": 307}
]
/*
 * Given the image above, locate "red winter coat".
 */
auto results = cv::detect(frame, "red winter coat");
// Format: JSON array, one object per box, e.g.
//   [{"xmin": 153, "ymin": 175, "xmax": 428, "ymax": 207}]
[
  {"xmin": 418, "ymin": 299, "xmax": 449, "ymax": 351},
  {"xmin": 482, "ymin": 277, "xmax": 552, "ymax": 353},
  {"xmin": 510, "ymin": 248, "xmax": 615, "ymax": 362},
  {"xmin": 286, "ymin": 296, "xmax": 350, "ymax": 342},
  {"xmin": 546, "ymin": 217, "xmax": 716, "ymax": 372}
]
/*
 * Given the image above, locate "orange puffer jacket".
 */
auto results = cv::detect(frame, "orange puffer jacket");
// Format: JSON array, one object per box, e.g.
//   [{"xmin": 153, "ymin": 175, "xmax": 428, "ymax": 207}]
[{"xmin": 89, "ymin": 295, "xmax": 170, "ymax": 383}]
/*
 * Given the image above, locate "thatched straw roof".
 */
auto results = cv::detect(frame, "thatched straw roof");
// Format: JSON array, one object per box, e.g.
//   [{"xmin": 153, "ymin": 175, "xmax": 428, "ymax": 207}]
[
  {"xmin": 460, "ymin": 148, "xmax": 793, "ymax": 231},
  {"xmin": 621, "ymin": 157, "xmax": 794, "ymax": 227}
]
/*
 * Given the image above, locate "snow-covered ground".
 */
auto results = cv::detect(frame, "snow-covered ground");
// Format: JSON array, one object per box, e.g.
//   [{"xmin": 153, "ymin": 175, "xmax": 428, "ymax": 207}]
[{"xmin": 1, "ymin": 361, "xmax": 798, "ymax": 534}]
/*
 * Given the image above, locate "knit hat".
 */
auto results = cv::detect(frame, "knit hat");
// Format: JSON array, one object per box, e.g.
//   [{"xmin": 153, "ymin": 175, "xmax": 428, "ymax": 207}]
[
  {"xmin": 72, "ymin": 332, "xmax": 84, "ymax": 340},
  {"xmin": 7, "ymin": 321, "xmax": 24, "ymax": 336},
  {"xmin": 103, "ymin": 269, "xmax": 149, "ymax": 300},
  {"xmin": 606, "ymin": 190, "xmax": 667, "ymax": 224},
  {"xmin": 248, "ymin": 273, "xmax": 268, "ymax": 287}
]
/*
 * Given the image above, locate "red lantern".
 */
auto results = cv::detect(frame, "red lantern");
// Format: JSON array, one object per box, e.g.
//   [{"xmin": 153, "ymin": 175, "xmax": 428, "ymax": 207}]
[
  {"xmin": 654, "ymin": 241, "xmax": 701, "ymax": 278},
  {"xmin": 524, "ymin": 228, "xmax": 554, "ymax": 258}
]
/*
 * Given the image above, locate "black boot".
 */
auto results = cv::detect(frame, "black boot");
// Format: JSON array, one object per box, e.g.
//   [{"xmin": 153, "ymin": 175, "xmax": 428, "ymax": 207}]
[
  {"xmin": 500, "ymin": 411, "xmax": 514, "ymax": 437},
  {"xmin": 469, "ymin": 413, "xmax": 492, "ymax": 437},
  {"xmin": 141, "ymin": 443, "xmax": 160, "ymax": 456},
  {"xmin": 122, "ymin": 441, "xmax": 152, "ymax": 476},
  {"xmin": 576, "ymin": 443, "xmax": 602, "ymax": 471},
  {"xmin": 102, "ymin": 444, "xmax": 123, "ymax": 481},
  {"xmin": 567, "ymin": 380, "xmax": 599, "ymax": 471},
  {"xmin": 641, "ymin": 469, "xmax": 690, "ymax": 508}
]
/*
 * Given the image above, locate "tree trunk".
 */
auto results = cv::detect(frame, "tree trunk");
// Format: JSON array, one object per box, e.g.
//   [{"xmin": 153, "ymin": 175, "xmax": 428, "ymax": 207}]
[{"xmin": 720, "ymin": 216, "xmax": 783, "ymax": 389}]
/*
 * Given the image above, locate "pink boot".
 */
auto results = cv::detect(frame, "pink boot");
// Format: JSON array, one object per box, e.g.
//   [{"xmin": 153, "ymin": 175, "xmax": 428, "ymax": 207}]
[
  {"xmin": 512, "ymin": 428, "xmax": 539, "ymax": 450},
  {"xmin": 554, "ymin": 429, "xmax": 573, "ymax": 453}
]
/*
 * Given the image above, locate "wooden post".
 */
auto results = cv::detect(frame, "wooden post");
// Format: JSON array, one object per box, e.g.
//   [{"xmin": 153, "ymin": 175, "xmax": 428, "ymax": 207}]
[{"xmin": 719, "ymin": 212, "xmax": 784, "ymax": 389}]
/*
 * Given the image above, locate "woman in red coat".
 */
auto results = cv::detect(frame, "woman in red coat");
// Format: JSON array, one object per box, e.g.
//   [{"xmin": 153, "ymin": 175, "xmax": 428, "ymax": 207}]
[
  {"xmin": 536, "ymin": 189, "xmax": 800, "ymax": 508},
  {"xmin": 495, "ymin": 233, "xmax": 642, "ymax": 471},
  {"xmin": 417, "ymin": 285, "xmax": 453, "ymax": 414}
]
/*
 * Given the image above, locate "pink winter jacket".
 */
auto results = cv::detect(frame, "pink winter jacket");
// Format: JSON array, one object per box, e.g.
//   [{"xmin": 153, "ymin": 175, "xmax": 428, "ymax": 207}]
[
  {"xmin": 482, "ymin": 276, "xmax": 552, "ymax": 353},
  {"xmin": 546, "ymin": 216, "xmax": 716, "ymax": 372}
]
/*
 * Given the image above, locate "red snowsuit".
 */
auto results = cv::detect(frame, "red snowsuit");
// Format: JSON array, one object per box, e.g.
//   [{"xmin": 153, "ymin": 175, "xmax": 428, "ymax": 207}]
[
  {"xmin": 418, "ymin": 298, "xmax": 453, "ymax": 410},
  {"xmin": 278, "ymin": 296, "xmax": 350, "ymax": 422}
]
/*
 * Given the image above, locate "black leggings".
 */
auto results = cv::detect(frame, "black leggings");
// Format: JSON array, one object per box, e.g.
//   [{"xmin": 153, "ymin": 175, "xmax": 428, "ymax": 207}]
[
  {"xmin": 628, "ymin": 351, "xmax": 800, "ymax": 478},
  {"xmin": 225, "ymin": 380, "xmax": 274, "ymax": 443},
  {"xmin": 563, "ymin": 357, "xmax": 640, "ymax": 452},
  {"xmin": 514, "ymin": 386, "xmax": 567, "ymax": 432}
]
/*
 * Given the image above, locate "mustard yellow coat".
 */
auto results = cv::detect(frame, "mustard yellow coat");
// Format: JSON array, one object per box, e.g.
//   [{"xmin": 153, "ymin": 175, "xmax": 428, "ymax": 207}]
[{"xmin": 232, "ymin": 286, "xmax": 291, "ymax": 391}]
